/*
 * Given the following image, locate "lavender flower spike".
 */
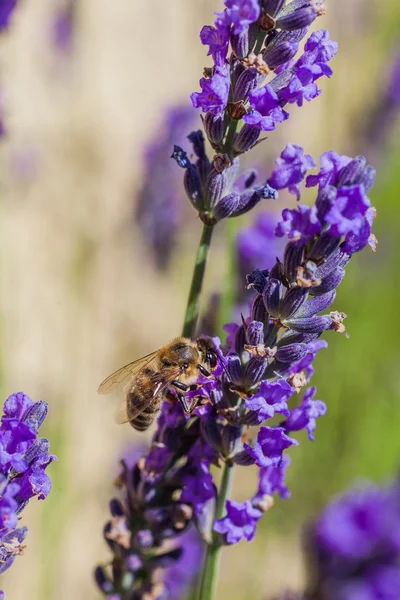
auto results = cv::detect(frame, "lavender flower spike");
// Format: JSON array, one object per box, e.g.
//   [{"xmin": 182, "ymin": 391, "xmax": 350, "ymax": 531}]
[{"xmin": 0, "ymin": 392, "xmax": 56, "ymax": 587}]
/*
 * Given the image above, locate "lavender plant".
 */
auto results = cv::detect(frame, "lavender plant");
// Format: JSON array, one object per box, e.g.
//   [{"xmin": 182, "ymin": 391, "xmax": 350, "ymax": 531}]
[
  {"xmin": 274, "ymin": 481, "xmax": 400, "ymax": 600},
  {"xmin": 95, "ymin": 2, "xmax": 377, "ymax": 599},
  {"xmin": 0, "ymin": 393, "xmax": 56, "ymax": 597}
]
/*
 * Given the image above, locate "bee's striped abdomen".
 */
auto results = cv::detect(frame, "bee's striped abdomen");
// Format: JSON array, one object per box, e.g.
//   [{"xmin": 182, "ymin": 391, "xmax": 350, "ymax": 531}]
[
  {"xmin": 130, "ymin": 396, "xmax": 162, "ymax": 431},
  {"xmin": 127, "ymin": 366, "xmax": 164, "ymax": 431}
]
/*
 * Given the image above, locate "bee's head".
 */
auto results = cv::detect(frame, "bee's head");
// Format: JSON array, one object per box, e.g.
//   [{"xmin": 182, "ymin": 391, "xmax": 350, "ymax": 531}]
[
  {"xmin": 196, "ymin": 336, "xmax": 219, "ymax": 371},
  {"xmin": 161, "ymin": 339, "xmax": 199, "ymax": 373}
]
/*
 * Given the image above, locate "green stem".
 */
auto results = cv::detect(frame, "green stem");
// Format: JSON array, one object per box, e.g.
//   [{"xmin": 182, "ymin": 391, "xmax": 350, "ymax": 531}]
[
  {"xmin": 217, "ymin": 217, "xmax": 239, "ymax": 337},
  {"xmin": 253, "ymin": 29, "xmax": 267, "ymax": 55},
  {"xmin": 198, "ymin": 463, "xmax": 235, "ymax": 600},
  {"xmin": 182, "ymin": 224, "xmax": 214, "ymax": 338},
  {"xmin": 223, "ymin": 118, "xmax": 239, "ymax": 159}
]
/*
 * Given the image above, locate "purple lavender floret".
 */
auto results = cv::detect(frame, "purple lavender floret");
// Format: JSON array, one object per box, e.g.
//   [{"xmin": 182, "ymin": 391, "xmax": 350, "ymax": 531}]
[
  {"xmin": 214, "ymin": 499, "xmax": 262, "ymax": 543},
  {"xmin": 268, "ymin": 144, "xmax": 316, "ymax": 199},
  {"xmin": 0, "ymin": 392, "xmax": 56, "ymax": 582},
  {"xmin": 298, "ymin": 482, "xmax": 400, "ymax": 600},
  {"xmin": 255, "ymin": 455, "xmax": 291, "ymax": 502},
  {"xmin": 244, "ymin": 426, "xmax": 298, "ymax": 468},
  {"xmin": 275, "ymin": 30, "xmax": 338, "ymax": 107},
  {"xmin": 284, "ymin": 386, "xmax": 326, "ymax": 441},
  {"xmin": 244, "ymin": 379, "xmax": 292, "ymax": 423},
  {"xmin": 191, "ymin": 66, "xmax": 230, "ymax": 116},
  {"xmin": 200, "ymin": 23, "xmax": 230, "ymax": 66},
  {"xmin": 216, "ymin": 0, "xmax": 261, "ymax": 35},
  {"xmin": 276, "ymin": 204, "xmax": 321, "ymax": 240},
  {"xmin": 243, "ymin": 84, "xmax": 289, "ymax": 131}
]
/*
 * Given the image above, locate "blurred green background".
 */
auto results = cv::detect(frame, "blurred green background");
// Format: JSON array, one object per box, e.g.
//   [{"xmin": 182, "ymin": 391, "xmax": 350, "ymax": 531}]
[{"xmin": 1, "ymin": 0, "xmax": 400, "ymax": 599}]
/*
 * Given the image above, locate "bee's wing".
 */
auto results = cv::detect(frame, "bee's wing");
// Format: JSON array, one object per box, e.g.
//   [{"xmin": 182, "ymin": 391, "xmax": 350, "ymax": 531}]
[{"xmin": 97, "ymin": 351, "xmax": 159, "ymax": 395}]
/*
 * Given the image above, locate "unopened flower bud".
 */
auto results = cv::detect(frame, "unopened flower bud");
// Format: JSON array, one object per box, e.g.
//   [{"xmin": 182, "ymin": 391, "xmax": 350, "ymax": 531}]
[
  {"xmin": 245, "ymin": 357, "xmax": 268, "ymax": 385},
  {"xmin": 263, "ymin": 278, "xmax": 282, "ymax": 318},
  {"xmin": 233, "ymin": 123, "xmax": 261, "ymax": 154},
  {"xmin": 280, "ymin": 287, "xmax": 308, "ymax": 320},
  {"xmin": 213, "ymin": 192, "xmax": 241, "ymax": 221},
  {"xmin": 247, "ymin": 269, "xmax": 270, "ymax": 294},
  {"xmin": 275, "ymin": 343, "xmax": 308, "ymax": 364},
  {"xmin": 284, "ymin": 315, "xmax": 333, "ymax": 334},
  {"xmin": 276, "ymin": 6, "xmax": 317, "ymax": 30},
  {"xmin": 234, "ymin": 68, "xmax": 259, "ymax": 102},
  {"xmin": 252, "ymin": 293, "xmax": 268, "ymax": 322},
  {"xmin": 246, "ymin": 321, "xmax": 264, "ymax": 346},
  {"xmin": 204, "ymin": 113, "xmax": 225, "ymax": 147},
  {"xmin": 23, "ymin": 401, "xmax": 48, "ymax": 433},
  {"xmin": 262, "ymin": 0, "xmax": 286, "ymax": 17},
  {"xmin": 263, "ymin": 41, "xmax": 299, "ymax": 69},
  {"xmin": 309, "ymin": 266, "xmax": 345, "ymax": 296},
  {"xmin": 206, "ymin": 167, "xmax": 228, "ymax": 209},
  {"xmin": 337, "ymin": 156, "xmax": 367, "ymax": 187}
]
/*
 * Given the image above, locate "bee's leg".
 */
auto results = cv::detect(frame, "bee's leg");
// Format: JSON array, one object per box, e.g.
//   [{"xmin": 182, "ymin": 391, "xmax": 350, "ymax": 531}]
[
  {"xmin": 198, "ymin": 365, "xmax": 211, "ymax": 377},
  {"xmin": 187, "ymin": 395, "xmax": 200, "ymax": 413},
  {"xmin": 172, "ymin": 381, "xmax": 200, "ymax": 413},
  {"xmin": 172, "ymin": 381, "xmax": 189, "ymax": 392},
  {"xmin": 176, "ymin": 393, "xmax": 191, "ymax": 414}
]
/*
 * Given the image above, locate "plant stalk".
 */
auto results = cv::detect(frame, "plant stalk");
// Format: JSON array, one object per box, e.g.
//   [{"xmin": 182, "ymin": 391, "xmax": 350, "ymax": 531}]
[
  {"xmin": 217, "ymin": 217, "xmax": 239, "ymax": 338},
  {"xmin": 198, "ymin": 462, "xmax": 235, "ymax": 600},
  {"xmin": 223, "ymin": 118, "xmax": 239, "ymax": 159},
  {"xmin": 182, "ymin": 224, "xmax": 214, "ymax": 338}
]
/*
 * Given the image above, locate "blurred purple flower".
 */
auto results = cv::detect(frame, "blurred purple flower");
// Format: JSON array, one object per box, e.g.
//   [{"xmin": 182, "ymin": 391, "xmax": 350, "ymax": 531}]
[
  {"xmin": 164, "ymin": 527, "xmax": 204, "ymax": 598},
  {"xmin": 135, "ymin": 105, "xmax": 197, "ymax": 270},
  {"xmin": 52, "ymin": 2, "xmax": 74, "ymax": 54},
  {"xmin": 360, "ymin": 50, "xmax": 400, "ymax": 166},
  {"xmin": 301, "ymin": 482, "xmax": 400, "ymax": 600},
  {"xmin": 0, "ymin": 0, "xmax": 16, "ymax": 31}
]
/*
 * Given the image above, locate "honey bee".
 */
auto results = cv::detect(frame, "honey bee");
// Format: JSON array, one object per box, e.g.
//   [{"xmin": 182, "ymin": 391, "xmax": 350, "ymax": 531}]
[{"xmin": 97, "ymin": 336, "xmax": 219, "ymax": 431}]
